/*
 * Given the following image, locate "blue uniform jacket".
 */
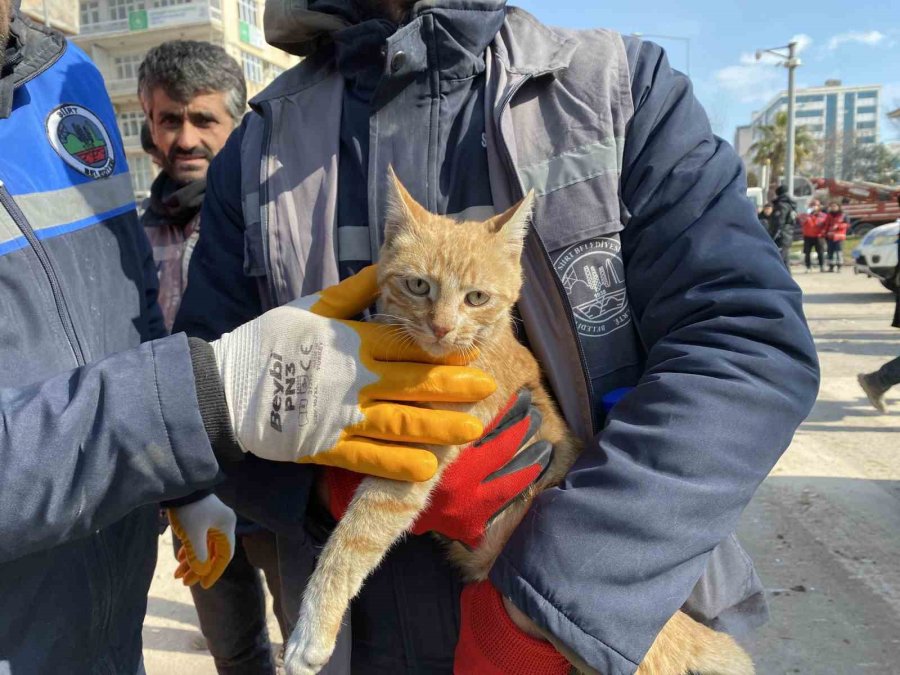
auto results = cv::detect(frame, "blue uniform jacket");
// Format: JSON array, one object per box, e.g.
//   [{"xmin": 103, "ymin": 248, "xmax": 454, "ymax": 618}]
[{"xmin": 0, "ymin": 17, "xmax": 220, "ymax": 674}]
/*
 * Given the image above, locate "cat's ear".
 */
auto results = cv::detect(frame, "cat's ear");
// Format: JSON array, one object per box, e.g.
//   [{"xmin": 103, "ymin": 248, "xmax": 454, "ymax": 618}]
[
  {"xmin": 384, "ymin": 166, "xmax": 429, "ymax": 244},
  {"xmin": 488, "ymin": 190, "xmax": 535, "ymax": 252}
]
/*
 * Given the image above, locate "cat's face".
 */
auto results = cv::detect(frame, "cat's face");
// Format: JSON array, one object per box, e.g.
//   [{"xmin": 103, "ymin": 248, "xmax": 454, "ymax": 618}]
[{"xmin": 376, "ymin": 172, "xmax": 534, "ymax": 358}]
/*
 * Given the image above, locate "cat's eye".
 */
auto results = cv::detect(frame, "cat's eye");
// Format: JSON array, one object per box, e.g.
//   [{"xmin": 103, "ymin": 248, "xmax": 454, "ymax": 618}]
[
  {"xmin": 465, "ymin": 291, "xmax": 490, "ymax": 307},
  {"xmin": 405, "ymin": 278, "xmax": 431, "ymax": 297}
]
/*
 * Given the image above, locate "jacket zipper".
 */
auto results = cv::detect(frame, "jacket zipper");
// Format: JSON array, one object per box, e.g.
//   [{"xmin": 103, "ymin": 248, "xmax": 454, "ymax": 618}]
[
  {"xmin": 258, "ymin": 101, "xmax": 279, "ymax": 305},
  {"xmin": 0, "ymin": 181, "xmax": 85, "ymax": 365},
  {"xmin": 494, "ymin": 78, "xmax": 598, "ymax": 435}
]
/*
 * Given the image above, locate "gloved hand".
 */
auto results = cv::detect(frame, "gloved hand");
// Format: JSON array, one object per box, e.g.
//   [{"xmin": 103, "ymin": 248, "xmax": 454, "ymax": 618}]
[
  {"xmin": 168, "ymin": 494, "xmax": 237, "ymax": 589},
  {"xmin": 209, "ymin": 265, "xmax": 495, "ymax": 482},
  {"xmin": 326, "ymin": 389, "xmax": 554, "ymax": 548},
  {"xmin": 454, "ymin": 581, "xmax": 569, "ymax": 674}
]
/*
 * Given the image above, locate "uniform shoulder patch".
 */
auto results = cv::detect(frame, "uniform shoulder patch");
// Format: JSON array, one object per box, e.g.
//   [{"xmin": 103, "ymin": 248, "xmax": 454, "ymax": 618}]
[
  {"xmin": 554, "ymin": 237, "xmax": 632, "ymax": 338},
  {"xmin": 45, "ymin": 104, "xmax": 116, "ymax": 180}
]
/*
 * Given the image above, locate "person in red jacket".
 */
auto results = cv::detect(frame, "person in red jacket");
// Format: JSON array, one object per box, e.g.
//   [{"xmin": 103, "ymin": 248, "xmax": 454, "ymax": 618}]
[
  {"xmin": 801, "ymin": 198, "xmax": 828, "ymax": 272},
  {"xmin": 824, "ymin": 202, "xmax": 849, "ymax": 272}
]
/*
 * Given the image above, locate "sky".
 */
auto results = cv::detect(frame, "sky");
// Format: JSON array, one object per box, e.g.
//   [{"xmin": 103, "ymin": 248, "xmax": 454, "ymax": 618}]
[{"xmin": 512, "ymin": 0, "xmax": 900, "ymax": 144}]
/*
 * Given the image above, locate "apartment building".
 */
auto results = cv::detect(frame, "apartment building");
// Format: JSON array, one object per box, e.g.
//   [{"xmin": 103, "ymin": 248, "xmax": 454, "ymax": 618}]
[
  {"xmin": 20, "ymin": 0, "xmax": 80, "ymax": 35},
  {"xmin": 741, "ymin": 80, "xmax": 881, "ymax": 180},
  {"xmin": 73, "ymin": 0, "xmax": 299, "ymax": 199}
]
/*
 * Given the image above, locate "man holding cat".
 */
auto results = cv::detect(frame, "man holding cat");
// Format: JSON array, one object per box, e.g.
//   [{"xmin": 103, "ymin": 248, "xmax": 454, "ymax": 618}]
[{"xmin": 177, "ymin": 0, "xmax": 819, "ymax": 673}]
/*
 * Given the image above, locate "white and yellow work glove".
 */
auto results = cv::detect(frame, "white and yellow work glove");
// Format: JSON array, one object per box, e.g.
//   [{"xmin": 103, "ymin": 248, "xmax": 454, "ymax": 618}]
[
  {"xmin": 168, "ymin": 494, "xmax": 237, "ymax": 589},
  {"xmin": 209, "ymin": 265, "xmax": 496, "ymax": 482}
]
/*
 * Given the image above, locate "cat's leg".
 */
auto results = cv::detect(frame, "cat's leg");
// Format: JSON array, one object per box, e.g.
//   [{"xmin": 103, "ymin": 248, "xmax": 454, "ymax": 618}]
[
  {"xmin": 636, "ymin": 611, "xmax": 754, "ymax": 675},
  {"xmin": 284, "ymin": 475, "xmax": 439, "ymax": 675}
]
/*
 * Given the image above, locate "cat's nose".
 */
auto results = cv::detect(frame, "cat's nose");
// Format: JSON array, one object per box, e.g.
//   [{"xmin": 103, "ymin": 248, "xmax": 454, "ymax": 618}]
[{"xmin": 430, "ymin": 322, "xmax": 451, "ymax": 339}]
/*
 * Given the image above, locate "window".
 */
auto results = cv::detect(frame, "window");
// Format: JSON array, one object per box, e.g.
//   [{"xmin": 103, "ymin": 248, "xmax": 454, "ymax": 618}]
[
  {"xmin": 802, "ymin": 124, "xmax": 823, "ymax": 133},
  {"xmin": 238, "ymin": 0, "xmax": 258, "ymax": 26},
  {"xmin": 856, "ymin": 121, "xmax": 876, "ymax": 130},
  {"xmin": 857, "ymin": 105, "xmax": 876, "ymax": 115},
  {"xmin": 80, "ymin": 0, "xmax": 101, "ymax": 25},
  {"xmin": 796, "ymin": 94, "xmax": 823, "ymax": 104},
  {"xmin": 118, "ymin": 111, "xmax": 144, "ymax": 139},
  {"xmin": 152, "ymin": 0, "xmax": 190, "ymax": 6},
  {"xmin": 129, "ymin": 154, "xmax": 155, "ymax": 195},
  {"xmin": 108, "ymin": 0, "xmax": 145, "ymax": 22},
  {"xmin": 796, "ymin": 109, "xmax": 822, "ymax": 118},
  {"xmin": 242, "ymin": 52, "xmax": 264, "ymax": 84},
  {"xmin": 857, "ymin": 135, "xmax": 876, "ymax": 144},
  {"xmin": 114, "ymin": 53, "xmax": 144, "ymax": 81},
  {"xmin": 857, "ymin": 91, "xmax": 877, "ymax": 100}
]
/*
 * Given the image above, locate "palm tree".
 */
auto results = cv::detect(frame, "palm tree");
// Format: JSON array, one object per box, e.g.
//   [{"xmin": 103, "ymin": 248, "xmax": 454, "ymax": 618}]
[{"xmin": 749, "ymin": 111, "xmax": 816, "ymax": 187}]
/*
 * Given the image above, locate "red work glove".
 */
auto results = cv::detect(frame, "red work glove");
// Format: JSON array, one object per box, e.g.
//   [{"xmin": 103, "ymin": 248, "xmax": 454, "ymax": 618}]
[
  {"xmin": 454, "ymin": 580, "xmax": 569, "ymax": 674},
  {"xmin": 325, "ymin": 389, "xmax": 554, "ymax": 548}
]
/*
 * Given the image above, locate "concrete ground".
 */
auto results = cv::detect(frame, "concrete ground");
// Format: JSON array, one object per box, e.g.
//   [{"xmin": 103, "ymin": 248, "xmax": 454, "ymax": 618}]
[{"xmin": 143, "ymin": 269, "xmax": 899, "ymax": 674}]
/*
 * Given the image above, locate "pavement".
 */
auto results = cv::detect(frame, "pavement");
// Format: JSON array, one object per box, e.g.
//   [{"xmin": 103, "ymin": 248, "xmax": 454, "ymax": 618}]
[{"xmin": 143, "ymin": 268, "xmax": 899, "ymax": 675}]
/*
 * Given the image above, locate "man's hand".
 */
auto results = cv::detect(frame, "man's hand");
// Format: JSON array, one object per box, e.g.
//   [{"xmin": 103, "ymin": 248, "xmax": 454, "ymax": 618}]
[
  {"xmin": 209, "ymin": 266, "xmax": 496, "ymax": 482},
  {"xmin": 168, "ymin": 494, "xmax": 237, "ymax": 589},
  {"xmin": 326, "ymin": 389, "xmax": 554, "ymax": 548}
]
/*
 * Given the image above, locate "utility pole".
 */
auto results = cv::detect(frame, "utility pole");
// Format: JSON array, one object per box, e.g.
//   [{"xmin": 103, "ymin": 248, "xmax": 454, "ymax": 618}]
[
  {"xmin": 756, "ymin": 41, "xmax": 801, "ymax": 197},
  {"xmin": 784, "ymin": 40, "xmax": 799, "ymax": 199}
]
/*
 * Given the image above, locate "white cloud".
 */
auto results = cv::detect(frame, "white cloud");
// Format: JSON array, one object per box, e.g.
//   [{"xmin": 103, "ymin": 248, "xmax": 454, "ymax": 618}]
[
  {"xmin": 714, "ymin": 64, "xmax": 781, "ymax": 104},
  {"xmin": 792, "ymin": 33, "xmax": 814, "ymax": 54},
  {"xmin": 827, "ymin": 30, "xmax": 885, "ymax": 50},
  {"xmin": 713, "ymin": 35, "xmax": 813, "ymax": 107}
]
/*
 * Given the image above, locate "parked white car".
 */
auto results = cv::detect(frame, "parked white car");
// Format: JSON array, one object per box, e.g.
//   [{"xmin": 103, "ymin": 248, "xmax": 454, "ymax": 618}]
[{"xmin": 852, "ymin": 220, "xmax": 899, "ymax": 292}]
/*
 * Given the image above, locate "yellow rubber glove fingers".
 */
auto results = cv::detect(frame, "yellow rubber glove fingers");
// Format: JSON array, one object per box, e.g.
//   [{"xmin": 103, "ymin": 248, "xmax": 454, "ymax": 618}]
[
  {"xmin": 349, "ymin": 321, "xmax": 475, "ymax": 365},
  {"xmin": 363, "ymin": 362, "xmax": 496, "ymax": 404},
  {"xmin": 174, "ymin": 546, "xmax": 201, "ymax": 587},
  {"xmin": 307, "ymin": 265, "xmax": 380, "ymax": 319},
  {"xmin": 196, "ymin": 529, "xmax": 232, "ymax": 589},
  {"xmin": 299, "ymin": 437, "xmax": 439, "ymax": 482},
  {"xmin": 350, "ymin": 402, "xmax": 484, "ymax": 445},
  {"xmin": 168, "ymin": 509, "xmax": 215, "ymax": 577}
]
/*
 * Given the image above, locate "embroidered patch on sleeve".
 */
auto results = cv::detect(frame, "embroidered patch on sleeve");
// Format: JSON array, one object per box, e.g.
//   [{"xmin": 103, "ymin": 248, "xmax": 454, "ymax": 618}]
[{"xmin": 46, "ymin": 104, "xmax": 116, "ymax": 180}]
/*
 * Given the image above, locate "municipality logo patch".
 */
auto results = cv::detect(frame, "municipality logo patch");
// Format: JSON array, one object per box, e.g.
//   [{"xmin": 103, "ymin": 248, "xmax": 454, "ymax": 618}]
[
  {"xmin": 46, "ymin": 104, "xmax": 115, "ymax": 180},
  {"xmin": 554, "ymin": 237, "xmax": 632, "ymax": 338}
]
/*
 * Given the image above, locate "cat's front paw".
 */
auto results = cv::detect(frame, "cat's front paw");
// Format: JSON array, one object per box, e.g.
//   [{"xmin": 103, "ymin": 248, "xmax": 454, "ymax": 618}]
[{"xmin": 283, "ymin": 621, "xmax": 335, "ymax": 675}]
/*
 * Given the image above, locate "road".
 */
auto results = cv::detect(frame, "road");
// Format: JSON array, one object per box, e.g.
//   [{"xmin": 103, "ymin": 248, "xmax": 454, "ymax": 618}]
[{"xmin": 143, "ymin": 270, "xmax": 899, "ymax": 674}]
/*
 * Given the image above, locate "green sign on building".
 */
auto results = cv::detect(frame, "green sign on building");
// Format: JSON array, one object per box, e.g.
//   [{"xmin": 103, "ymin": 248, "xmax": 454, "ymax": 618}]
[
  {"xmin": 128, "ymin": 9, "xmax": 148, "ymax": 30},
  {"xmin": 239, "ymin": 20, "xmax": 250, "ymax": 44}
]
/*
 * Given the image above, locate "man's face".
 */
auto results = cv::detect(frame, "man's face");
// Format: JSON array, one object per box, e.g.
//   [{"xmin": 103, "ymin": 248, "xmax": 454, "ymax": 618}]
[
  {"xmin": 809, "ymin": 200, "xmax": 821, "ymax": 212},
  {"xmin": 145, "ymin": 88, "xmax": 235, "ymax": 183}
]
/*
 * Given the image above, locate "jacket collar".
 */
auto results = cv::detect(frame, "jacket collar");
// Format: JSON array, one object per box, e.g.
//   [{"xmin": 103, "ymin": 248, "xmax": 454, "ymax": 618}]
[
  {"xmin": 492, "ymin": 7, "xmax": 576, "ymax": 77},
  {"xmin": 253, "ymin": 5, "xmax": 576, "ymax": 106},
  {"xmin": 0, "ymin": 10, "xmax": 65, "ymax": 118}
]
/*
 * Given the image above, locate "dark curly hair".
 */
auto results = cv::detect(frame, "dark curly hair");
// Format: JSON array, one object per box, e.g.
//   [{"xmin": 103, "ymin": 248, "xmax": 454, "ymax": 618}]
[{"xmin": 138, "ymin": 40, "xmax": 246, "ymax": 123}]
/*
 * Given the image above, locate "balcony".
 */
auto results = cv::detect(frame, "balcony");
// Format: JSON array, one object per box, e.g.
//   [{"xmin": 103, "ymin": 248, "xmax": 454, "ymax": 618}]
[
  {"xmin": 105, "ymin": 77, "xmax": 138, "ymax": 97},
  {"xmin": 79, "ymin": 1, "xmax": 222, "ymax": 37}
]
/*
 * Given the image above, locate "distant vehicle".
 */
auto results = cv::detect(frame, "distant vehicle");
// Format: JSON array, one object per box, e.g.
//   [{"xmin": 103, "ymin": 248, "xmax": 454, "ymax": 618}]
[
  {"xmin": 810, "ymin": 178, "xmax": 900, "ymax": 236},
  {"xmin": 746, "ymin": 187, "xmax": 764, "ymax": 211},
  {"xmin": 852, "ymin": 220, "xmax": 899, "ymax": 292}
]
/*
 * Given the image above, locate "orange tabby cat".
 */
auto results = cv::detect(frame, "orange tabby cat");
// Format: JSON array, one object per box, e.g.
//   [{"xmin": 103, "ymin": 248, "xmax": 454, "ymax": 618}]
[{"xmin": 283, "ymin": 171, "xmax": 754, "ymax": 675}]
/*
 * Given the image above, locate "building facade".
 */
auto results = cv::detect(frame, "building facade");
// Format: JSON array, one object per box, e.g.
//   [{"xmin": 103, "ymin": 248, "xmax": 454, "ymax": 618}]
[
  {"xmin": 73, "ymin": 0, "xmax": 299, "ymax": 200},
  {"xmin": 20, "ymin": 0, "xmax": 80, "ymax": 35},
  {"xmin": 743, "ymin": 80, "xmax": 882, "ymax": 181}
]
